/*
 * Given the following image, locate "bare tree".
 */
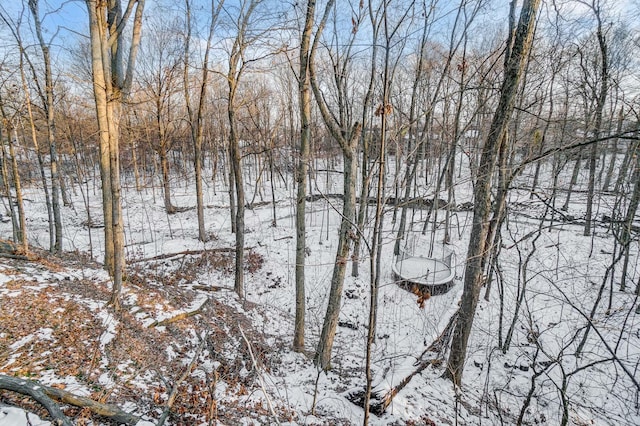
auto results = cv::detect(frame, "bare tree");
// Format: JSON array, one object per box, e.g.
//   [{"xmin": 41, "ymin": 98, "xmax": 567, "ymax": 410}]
[
  {"xmin": 394, "ymin": 0, "xmax": 480, "ymax": 255},
  {"xmin": 364, "ymin": 2, "xmax": 395, "ymax": 420},
  {"xmin": 27, "ymin": 0, "xmax": 63, "ymax": 252},
  {"xmin": 310, "ymin": 0, "xmax": 364, "ymax": 371},
  {"xmin": 85, "ymin": 0, "xmax": 145, "ymax": 309},
  {"xmin": 184, "ymin": 0, "xmax": 224, "ymax": 242},
  {"xmin": 582, "ymin": 0, "xmax": 610, "ymax": 237},
  {"xmin": 445, "ymin": 0, "xmax": 541, "ymax": 386},
  {"xmin": 293, "ymin": 0, "xmax": 317, "ymax": 353},
  {"xmin": 137, "ymin": 14, "xmax": 185, "ymax": 215},
  {"xmin": 225, "ymin": 0, "xmax": 265, "ymax": 298},
  {"xmin": 0, "ymin": 4, "xmax": 59, "ymax": 253}
]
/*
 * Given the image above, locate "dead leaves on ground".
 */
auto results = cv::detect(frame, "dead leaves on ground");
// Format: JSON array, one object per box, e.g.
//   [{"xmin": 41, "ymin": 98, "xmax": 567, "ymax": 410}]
[
  {"xmin": 0, "ymin": 252, "xmax": 288, "ymax": 425},
  {"xmin": 0, "ymin": 279, "xmax": 102, "ymax": 379}
]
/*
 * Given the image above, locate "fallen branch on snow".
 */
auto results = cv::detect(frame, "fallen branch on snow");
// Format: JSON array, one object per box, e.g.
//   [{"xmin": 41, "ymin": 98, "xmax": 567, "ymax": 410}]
[
  {"xmin": 156, "ymin": 339, "xmax": 205, "ymax": 426},
  {"xmin": 0, "ymin": 253, "xmax": 31, "ymax": 261},
  {"xmin": 192, "ymin": 285, "xmax": 230, "ymax": 292},
  {"xmin": 347, "ymin": 310, "xmax": 458, "ymax": 416},
  {"xmin": 129, "ymin": 247, "xmax": 254, "ymax": 264},
  {"xmin": 238, "ymin": 323, "xmax": 281, "ymax": 426},
  {"xmin": 147, "ymin": 298, "xmax": 209, "ymax": 328}
]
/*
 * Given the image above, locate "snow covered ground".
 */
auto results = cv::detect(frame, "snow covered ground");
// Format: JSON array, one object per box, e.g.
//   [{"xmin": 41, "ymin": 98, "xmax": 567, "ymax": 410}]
[{"xmin": 0, "ymin": 153, "xmax": 638, "ymax": 425}]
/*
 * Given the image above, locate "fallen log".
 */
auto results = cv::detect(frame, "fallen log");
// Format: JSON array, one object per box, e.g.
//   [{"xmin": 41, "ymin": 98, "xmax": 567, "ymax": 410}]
[
  {"xmin": 129, "ymin": 247, "xmax": 230, "ymax": 264},
  {"xmin": 148, "ymin": 298, "xmax": 209, "ymax": 328},
  {"xmin": 192, "ymin": 285, "xmax": 229, "ymax": 292},
  {"xmin": 0, "ymin": 375, "xmax": 73, "ymax": 426},
  {"xmin": 0, "ymin": 253, "xmax": 31, "ymax": 261},
  {"xmin": 129, "ymin": 248, "xmax": 237, "ymax": 264},
  {"xmin": 305, "ymin": 193, "xmax": 451, "ymax": 210},
  {"xmin": 0, "ymin": 374, "xmax": 139, "ymax": 425},
  {"xmin": 42, "ymin": 386, "xmax": 140, "ymax": 424}
]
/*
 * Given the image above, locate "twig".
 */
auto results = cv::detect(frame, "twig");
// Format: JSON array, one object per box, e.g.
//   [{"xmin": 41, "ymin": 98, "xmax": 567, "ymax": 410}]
[
  {"xmin": 237, "ymin": 323, "xmax": 281, "ymax": 426},
  {"xmin": 156, "ymin": 341, "xmax": 205, "ymax": 426}
]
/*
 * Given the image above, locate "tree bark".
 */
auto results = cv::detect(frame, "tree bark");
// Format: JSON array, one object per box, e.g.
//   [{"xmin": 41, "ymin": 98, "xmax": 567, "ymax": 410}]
[
  {"xmin": 7, "ymin": 129, "xmax": 28, "ymax": 252},
  {"xmin": 229, "ymin": 102, "xmax": 245, "ymax": 299},
  {"xmin": 304, "ymin": 0, "xmax": 364, "ymax": 370},
  {"xmin": 85, "ymin": 0, "xmax": 145, "ymax": 309},
  {"xmin": 314, "ymin": 137, "xmax": 359, "ymax": 370},
  {"xmin": 294, "ymin": 0, "xmax": 316, "ymax": 352}
]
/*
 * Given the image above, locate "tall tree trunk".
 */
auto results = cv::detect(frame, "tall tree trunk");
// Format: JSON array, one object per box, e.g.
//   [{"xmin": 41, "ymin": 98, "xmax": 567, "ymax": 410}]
[
  {"xmin": 228, "ymin": 149, "xmax": 237, "ymax": 234},
  {"xmin": 364, "ymin": 10, "xmax": 392, "ymax": 418},
  {"xmin": 225, "ymin": 0, "xmax": 260, "ymax": 298},
  {"xmin": 445, "ymin": 0, "xmax": 540, "ymax": 386},
  {"xmin": 0, "ymin": 116, "xmax": 28, "ymax": 252},
  {"xmin": 227, "ymin": 77, "xmax": 242, "ymax": 298},
  {"xmin": 89, "ymin": 34, "xmax": 115, "ymax": 273},
  {"xmin": 29, "ymin": 0, "xmax": 63, "ymax": 252},
  {"xmin": 0, "ymin": 137, "xmax": 19, "ymax": 242},
  {"xmin": 159, "ymin": 148, "xmax": 175, "ymax": 214},
  {"xmin": 602, "ymin": 107, "xmax": 623, "ymax": 192},
  {"xmin": 294, "ymin": 0, "xmax": 316, "ymax": 352},
  {"xmin": 183, "ymin": 0, "xmax": 222, "ymax": 242},
  {"xmin": 584, "ymin": 11, "xmax": 608, "ymax": 237},
  {"xmin": 314, "ymin": 135, "xmax": 360, "ymax": 370},
  {"xmin": 308, "ymin": 0, "xmax": 369, "ymax": 371},
  {"xmin": 351, "ymin": 2, "xmax": 382, "ymax": 278},
  {"xmin": 85, "ymin": 0, "xmax": 145, "ymax": 309},
  {"xmin": 229, "ymin": 103, "xmax": 245, "ymax": 298},
  {"xmin": 8, "ymin": 129, "xmax": 28, "ymax": 252},
  {"xmin": 17, "ymin": 46, "xmax": 54, "ymax": 252},
  {"xmin": 108, "ymin": 100, "xmax": 125, "ymax": 309}
]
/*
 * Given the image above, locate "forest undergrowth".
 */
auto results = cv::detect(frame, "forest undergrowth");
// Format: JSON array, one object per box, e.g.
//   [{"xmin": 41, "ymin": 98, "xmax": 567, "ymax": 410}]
[{"xmin": 0, "ymin": 247, "xmax": 304, "ymax": 425}]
